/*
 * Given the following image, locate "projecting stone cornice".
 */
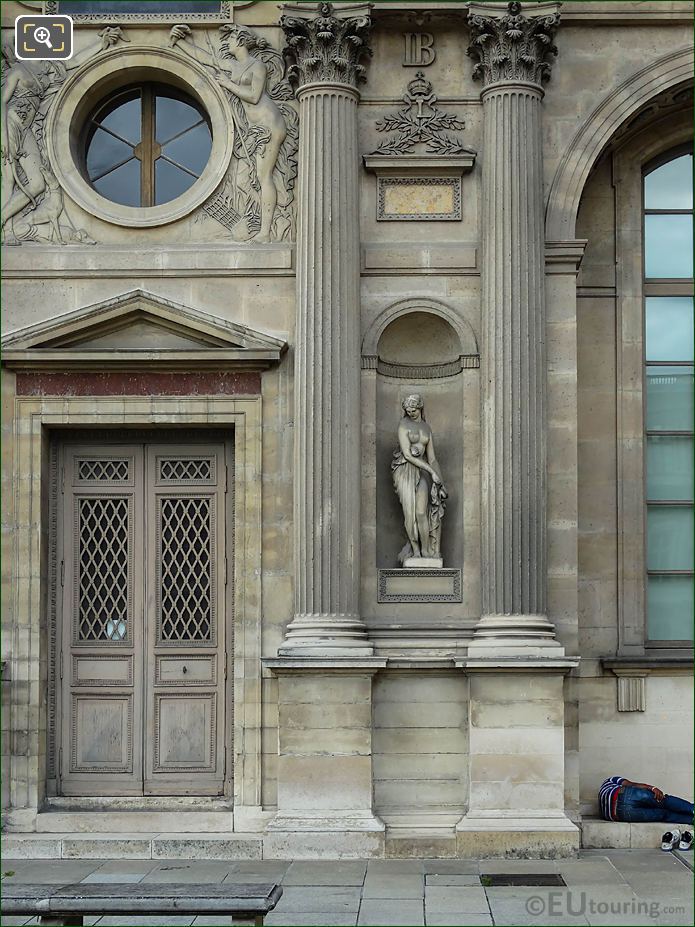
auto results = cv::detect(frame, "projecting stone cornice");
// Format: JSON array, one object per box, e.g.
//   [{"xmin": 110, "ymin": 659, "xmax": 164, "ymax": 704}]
[
  {"xmin": 467, "ymin": 1, "xmax": 561, "ymax": 88},
  {"xmin": 280, "ymin": 1, "xmax": 372, "ymax": 91}
]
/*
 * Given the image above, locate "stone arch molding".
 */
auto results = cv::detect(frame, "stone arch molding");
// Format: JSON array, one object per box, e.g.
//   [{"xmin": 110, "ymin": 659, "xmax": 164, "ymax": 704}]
[
  {"xmin": 546, "ymin": 46, "xmax": 693, "ymax": 241},
  {"xmin": 362, "ymin": 298, "xmax": 479, "ymax": 360}
]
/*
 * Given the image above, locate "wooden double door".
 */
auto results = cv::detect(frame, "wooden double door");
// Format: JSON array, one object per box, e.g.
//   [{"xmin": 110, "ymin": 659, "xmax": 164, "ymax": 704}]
[{"xmin": 56, "ymin": 437, "xmax": 231, "ymax": 796}]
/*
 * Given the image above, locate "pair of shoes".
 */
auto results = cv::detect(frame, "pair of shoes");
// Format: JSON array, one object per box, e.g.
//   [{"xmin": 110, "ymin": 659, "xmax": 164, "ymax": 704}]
[{"xmin": 661, "ymin": 829, "xmax": 693, "ymax": 851}]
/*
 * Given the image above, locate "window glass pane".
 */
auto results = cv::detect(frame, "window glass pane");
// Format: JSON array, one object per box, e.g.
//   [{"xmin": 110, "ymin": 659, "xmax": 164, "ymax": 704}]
[
  {"xmin": 644, "ymin": 154, "xmax": 693, "ymax": 210},
  {"xmin": 155, "ymin": 158, "xmax": 196, "ymax": 205},
  {"xmin": 92, "ymin": 158, "xmax": 140, "ymax": 207},
  {"xmin": 59, "ymin": 3, "xmax": 220, "ymax": 13},
  {"xmin": 155, "ymin": 95, "xmax": 202, "ymax": 143},
  {"xmin": 646, "ymin": 366, "xmax": 694, "ymax": 431},
  {"xmin": 86, "ymin": 128, "xmax": 133, "ymax": 179},
  {"xmin": 646, "ymin": 436, "xmax": 694, "ymax": 501},
  {"xmin": 95, "ymin": 95, "xmax": 141, "ymax": 147},
  {"xmin": 645, "ymin": 214, "xmax": 693, "ymax": 278},
  {"xmin": 647, "ymin": 505, "xmax": 694, "ymax": 571},
  {"xmin": 162, "ymin": 123, "xmax": 212, "ymax": 176},
  {"xmin": 645, "ymin": 297, "xmax": 694, "ymax": 362},
  {"xmin": 647, "ymin": 575, "xmax": 694, "ymax": 640}
]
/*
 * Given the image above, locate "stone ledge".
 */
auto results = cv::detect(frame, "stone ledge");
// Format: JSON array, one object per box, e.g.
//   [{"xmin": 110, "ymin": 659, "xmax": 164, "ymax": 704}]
[
  {"xmin": 580, "ymin": 817, "xmax": 672, "ymax": 849},
  {"xmin": 1, "ymin": 833, "xmax": 263, "ymax": 861}
]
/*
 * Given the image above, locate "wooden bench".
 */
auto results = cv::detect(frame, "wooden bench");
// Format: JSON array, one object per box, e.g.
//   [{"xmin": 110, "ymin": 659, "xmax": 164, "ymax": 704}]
[{"xmin": 0, "ymin": 881, "xmax": 282, "ymax": 926}]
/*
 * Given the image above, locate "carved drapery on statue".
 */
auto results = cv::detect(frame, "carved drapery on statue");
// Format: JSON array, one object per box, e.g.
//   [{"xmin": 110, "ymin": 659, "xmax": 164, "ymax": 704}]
[
  {"xmin": 392, "ymin": 394, "xmax": 447, "ymax": 568},
  {"xmin": 170, "ymin": 22, "xmax": 298, "ymax": 242},
  {"xmin": 0, "ymin": 27, "xmax": 127, "ymax": 244},
  {"xmin": 280, "ymin": 1, "xmax": 372, "ymax": 90},
  {"xmin": 467, "ymin": 1, "xmax": 560, "ymax": 86}
]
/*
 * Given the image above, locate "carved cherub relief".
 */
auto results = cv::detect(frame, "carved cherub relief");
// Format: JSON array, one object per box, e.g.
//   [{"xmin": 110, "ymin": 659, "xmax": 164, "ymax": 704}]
[
  {"xmin": 1, "ymin": 26, "xmax": 128, "ymax": 245},
  {"xmin": 170, "ymin": 22, "xmax": 298, "ymax": 243}
]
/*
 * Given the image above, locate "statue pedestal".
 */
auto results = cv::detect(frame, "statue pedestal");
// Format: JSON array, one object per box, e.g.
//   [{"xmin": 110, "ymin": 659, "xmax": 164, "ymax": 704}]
[
  {"xmin": 378, "ymin": 568, "xmax": 461, "ymax": 603},
  {"xmin": 403, "ymin": 557, "xmax": 443, "ymax": 569}
]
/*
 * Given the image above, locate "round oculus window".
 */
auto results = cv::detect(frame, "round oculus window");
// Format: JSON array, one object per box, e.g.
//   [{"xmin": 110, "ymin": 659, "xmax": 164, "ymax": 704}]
[{"xmin": 83, "ymin": 83, "xmax": 212, "ymax": 208}]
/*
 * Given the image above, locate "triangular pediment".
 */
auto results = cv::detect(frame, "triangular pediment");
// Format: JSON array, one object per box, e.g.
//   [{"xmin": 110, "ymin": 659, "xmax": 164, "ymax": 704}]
[{"xmin": 1, "ymin": 290, "xmax": 287, "ymax": 371}]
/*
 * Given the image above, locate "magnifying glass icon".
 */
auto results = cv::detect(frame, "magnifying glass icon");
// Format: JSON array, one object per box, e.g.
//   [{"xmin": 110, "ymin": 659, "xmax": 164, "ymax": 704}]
[{"xmin": 33, "ymin": 26, "xmax": 53, "ymax": 49}]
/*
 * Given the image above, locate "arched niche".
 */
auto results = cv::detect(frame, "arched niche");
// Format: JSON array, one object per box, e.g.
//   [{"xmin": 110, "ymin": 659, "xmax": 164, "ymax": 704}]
[{"xmin": 372, "ymin": 306, "xmax": 476, "ymax": 571}]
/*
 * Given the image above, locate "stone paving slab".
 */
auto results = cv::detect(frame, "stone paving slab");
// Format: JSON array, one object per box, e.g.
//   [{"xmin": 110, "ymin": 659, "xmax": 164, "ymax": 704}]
[
  {"xmin": 283, "ymin": 861, "xmax": 367, "ymax": 886},
  {"xmin": 357, "ymin": 900, "xmax": 424, "ymax": 926},
  {"xmin": 0, "ymin": 851, "xmax": 692, "ymax": 926}
]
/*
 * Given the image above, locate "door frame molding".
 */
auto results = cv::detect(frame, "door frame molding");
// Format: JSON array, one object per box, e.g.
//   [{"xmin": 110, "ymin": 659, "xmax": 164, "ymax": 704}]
[{"xmin": 9, "ymin": 396, "xmax": 263, "ymax": 821}]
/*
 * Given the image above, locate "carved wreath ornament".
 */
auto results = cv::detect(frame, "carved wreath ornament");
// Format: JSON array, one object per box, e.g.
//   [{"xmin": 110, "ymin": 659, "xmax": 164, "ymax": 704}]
[
  {"xmin": 372, "ymin": 72, "xmax": 473, "ymax": 157},
  {"xmin": 281, "ymin": 2, "xmax": 372, "ymax": 89},
  {"xmin": 467, "ymin": 1, "xmax": 560, "ymax": 86}
]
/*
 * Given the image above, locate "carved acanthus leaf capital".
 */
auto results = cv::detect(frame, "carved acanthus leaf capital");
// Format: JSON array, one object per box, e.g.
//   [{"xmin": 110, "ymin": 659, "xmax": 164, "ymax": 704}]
[
  {"xmin": 467, "ymin": 1, "xmax": 560, "ymax": 88},
  {"xmin": 280, "ymin": 2, "xmax": 372, "ymax": 91}
]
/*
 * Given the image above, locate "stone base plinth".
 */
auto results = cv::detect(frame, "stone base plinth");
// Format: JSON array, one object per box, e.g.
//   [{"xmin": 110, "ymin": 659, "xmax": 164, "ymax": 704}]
[
  {"xmin": 468, "ymin": 614, "xmax": 566, "ymax": 656},
  {"xmin": 403, "ymin": 557, "xmax": 444, "ymax": 569},
  {"xmin": 266, "ymin": 662, "xmax": 384, "ymax": 848},
  {"xmin": 456, "ymin": 812, "xmax": 579, "ymax": 858}
]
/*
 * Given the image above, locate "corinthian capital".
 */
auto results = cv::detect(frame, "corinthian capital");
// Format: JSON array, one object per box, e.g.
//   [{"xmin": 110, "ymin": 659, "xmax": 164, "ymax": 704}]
[
  {"xmin": 280, "ymin": 2, "xmax": 372, "ymax": 91},
  {"xmin": 467, "ymin": 1, "xmax": 560, "ymax": 87}
]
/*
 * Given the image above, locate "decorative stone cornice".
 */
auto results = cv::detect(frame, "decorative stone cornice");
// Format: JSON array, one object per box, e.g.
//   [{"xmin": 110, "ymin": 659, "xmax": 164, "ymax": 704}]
[
  {"xmin": 281, "ymin": 2, "xmax": 372, "ymax": 91},
  {"xmin": 467, "ymin": 1, "xmax": 560, "ymax": 88}
]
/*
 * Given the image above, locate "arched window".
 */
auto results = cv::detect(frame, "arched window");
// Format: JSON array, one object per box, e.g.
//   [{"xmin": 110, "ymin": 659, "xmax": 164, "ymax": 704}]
[{"xmin": 643, "ymin": 150, "xmax": 694, "ymax": 644}]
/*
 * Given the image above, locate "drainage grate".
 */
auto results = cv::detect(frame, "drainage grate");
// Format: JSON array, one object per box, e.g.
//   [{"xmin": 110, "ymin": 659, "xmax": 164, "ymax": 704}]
[{"xmin": 480, "ymin": 874, "xmax": 567, "ymax": 887}]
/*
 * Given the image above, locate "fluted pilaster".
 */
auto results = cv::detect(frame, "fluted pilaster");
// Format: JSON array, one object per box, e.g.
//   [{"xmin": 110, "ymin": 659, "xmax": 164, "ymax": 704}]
[
  {"xmin": 468, "ymin": 2, "xmax": 562, "ymax": 652},
  {"xmin": 279, "ymin": 4, "xmax": 372, "ymax": 653}
]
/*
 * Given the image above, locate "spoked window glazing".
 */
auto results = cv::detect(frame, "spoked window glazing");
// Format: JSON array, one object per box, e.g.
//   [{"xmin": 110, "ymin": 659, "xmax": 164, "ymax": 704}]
[{"xmin": 83, "ymin": 83, "xmax": 212, "ymax": 207}]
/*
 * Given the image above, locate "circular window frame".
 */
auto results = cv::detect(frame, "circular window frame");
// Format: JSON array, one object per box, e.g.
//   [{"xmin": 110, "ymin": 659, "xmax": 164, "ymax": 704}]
[{"xmin": 46, "ymin": 46, "xmax": 234, "ymax": 228}]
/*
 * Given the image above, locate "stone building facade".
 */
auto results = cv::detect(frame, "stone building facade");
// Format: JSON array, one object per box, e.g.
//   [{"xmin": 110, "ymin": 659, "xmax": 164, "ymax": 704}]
[{"xmin": 1, "ymin": 0, "xmax": 693, "ymax": 859}]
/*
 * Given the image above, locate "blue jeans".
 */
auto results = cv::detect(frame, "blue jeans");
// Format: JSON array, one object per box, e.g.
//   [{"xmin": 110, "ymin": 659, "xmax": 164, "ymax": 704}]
[{"xmin": 616, "ymin": 786, "xmax": 694, "ymax": 825}]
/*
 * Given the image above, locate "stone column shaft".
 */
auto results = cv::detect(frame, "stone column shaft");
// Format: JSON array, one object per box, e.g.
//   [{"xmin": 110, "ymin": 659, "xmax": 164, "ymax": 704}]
[
  {"xmin": 468, "ymin": 2, "xmax": 562, "ymax": 651},
  {"xmin": 279, "ymin": 2, "xmax": 372, "ymax": 654},
  {"xmin": 287, "ymin": 83, "xmax": 366, "ymax": 648},
  {"xmin": 481, "ymin": 81, "xmax": 546, "ymax": 618}
]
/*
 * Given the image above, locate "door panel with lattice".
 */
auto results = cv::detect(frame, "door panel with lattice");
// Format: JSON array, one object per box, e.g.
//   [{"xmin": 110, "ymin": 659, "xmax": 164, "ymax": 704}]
[
  {"xmin": 57, "ymin": 439, "xmax": 230, "ymax": 797},
  {"xmin": 145, "ymin": 445, "xmax": 227, "ymax": 795},
  {"xmin": 59, "ymin": 446, "xmax": 144, "ymax": 795}
]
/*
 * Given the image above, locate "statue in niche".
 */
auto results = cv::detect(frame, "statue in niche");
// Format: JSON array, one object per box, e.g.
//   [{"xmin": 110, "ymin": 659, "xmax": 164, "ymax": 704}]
[
  {"xmin": 170, "ymin": 23, "xmax": 298, "ymax": 242},
  {"xmin": 392, "ymin": 393, "xmax": 448, "ymax": 567},
  {"xmin": 1, "ymin": 27, "xmax": 126, "ymax": 244}
]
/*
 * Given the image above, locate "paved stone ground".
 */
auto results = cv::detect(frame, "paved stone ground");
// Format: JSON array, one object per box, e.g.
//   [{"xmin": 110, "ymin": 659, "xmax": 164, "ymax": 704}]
[{"xmin": 0, "ymin": 851, "xmax": 692, "ymax": 926}]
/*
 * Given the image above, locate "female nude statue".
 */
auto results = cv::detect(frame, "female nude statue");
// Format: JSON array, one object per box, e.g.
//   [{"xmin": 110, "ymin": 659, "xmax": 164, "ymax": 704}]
[
  {"xmin": 170, "ymin": 23, "xmax": 288, "ymax": 242},
  {"xmin": 392, "ymin": 394, "xmax": 448, "ymax": 566}
]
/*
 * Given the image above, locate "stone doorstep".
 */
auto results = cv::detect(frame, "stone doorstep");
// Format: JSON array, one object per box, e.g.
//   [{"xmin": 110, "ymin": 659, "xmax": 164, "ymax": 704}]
[
  {"xmin": 34, "ymin": 811, "xmax": 235, "ymax": 834},
  {"xmin": 1, "ymin": 833, "xmax": 263, "ymax": 861},
  {"xmin": 580, "ymin": 818, "xmax": 677, "ymax": 849}
]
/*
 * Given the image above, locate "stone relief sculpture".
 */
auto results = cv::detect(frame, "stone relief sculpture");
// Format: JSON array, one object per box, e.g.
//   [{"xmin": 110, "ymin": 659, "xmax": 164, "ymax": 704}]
[
  {"xmin": 1, "ymin": 27, "xmax": 127, "ymax": 245},
  {"xmin": 370, "ymin": 71, "xmax": 473, "ymax": 157},
  {"xmin": 392, "ymin": 394, "xmax": 448, "ymax": 568},
  {"xmin": 170, "ymin": 22, "xmax": 298, "ymax": 242}
]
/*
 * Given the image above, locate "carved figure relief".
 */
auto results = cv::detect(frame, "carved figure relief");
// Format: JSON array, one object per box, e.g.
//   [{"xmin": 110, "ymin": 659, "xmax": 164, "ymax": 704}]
[
  {"xmin": 370, "ymin": 72, "xmax": 473, "ymax": 157},
  {"xmin": 1, "ymin": 26, "xmax": 127, "ymax": 245},
  {"xmin": 392, "ymin": 393, "xmax": 448, "ymax": 567},
  {"xmin": 170, "ymin": 23, "xmax": 298, "ymax": 242}
]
